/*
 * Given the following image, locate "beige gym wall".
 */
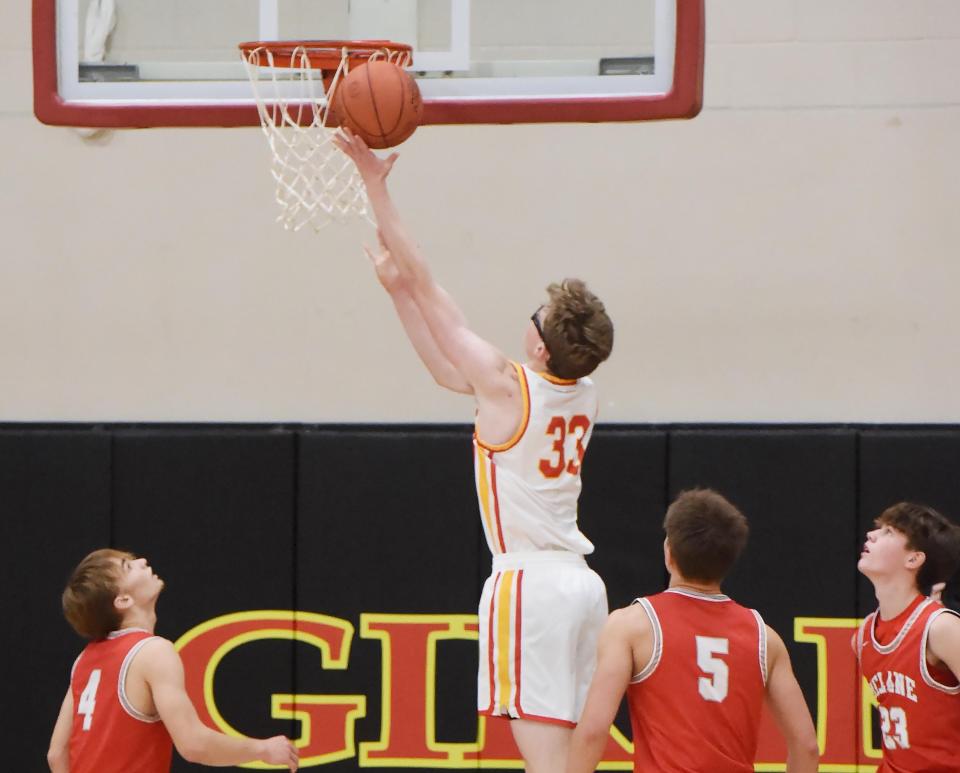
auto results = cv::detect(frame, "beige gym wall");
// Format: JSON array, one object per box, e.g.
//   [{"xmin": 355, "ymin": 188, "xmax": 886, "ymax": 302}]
[{"xmin": 1, "ymin": 1, "xmax": 958, "ymax": 422}]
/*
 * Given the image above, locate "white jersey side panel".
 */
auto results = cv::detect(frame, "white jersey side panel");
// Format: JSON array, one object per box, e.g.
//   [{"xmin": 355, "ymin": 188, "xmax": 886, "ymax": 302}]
[{"xmin": 474, "ymin": 362, "xmax": 597, "ymax": 554}]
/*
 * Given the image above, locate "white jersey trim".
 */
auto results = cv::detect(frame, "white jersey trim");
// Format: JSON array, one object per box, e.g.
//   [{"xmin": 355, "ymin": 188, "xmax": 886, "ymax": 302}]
[
  {"xmin": 118, "ymin": 637, "xmax": 162, "ymax": 723},
  {"xmin": 919, "ymin": 608, "xmax": 960, "ymax": 694},
  {"xmin": 856, "ymin": 614, "xmax": 873, "ymax": 665},
  {"xmin": 108, "ymin": 627, "xmax": 152, "ymax": 639},
  {"xmin": 752, "ymin": 609, "xmax": 768, "ymax": 686},
  {"xmin": 869, "ymin": 598, "xmax": 932, "ymax": 655},
  {"xmin": 663, "ymin": 587, "xmax": 730, "ymax": 603},
  {"xmin": 629, "ymin": 598, "xmax": 662, "ymax": 684}
]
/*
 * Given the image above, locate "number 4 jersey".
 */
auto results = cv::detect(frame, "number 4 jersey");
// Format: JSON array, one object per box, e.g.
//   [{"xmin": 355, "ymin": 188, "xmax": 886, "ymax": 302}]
[
  {"xmin": 627, "ymin": 588, "xmax": 768, "ymax": 773},
  {"xmin": 69, "ymin": 628, "xmax": 173, "ymax": 773},
  {"xmin": 473, "ymin": 362, "xmax": 597, "ymax": 555},
  {"xmin": 856, "ymin": 595, "xmax": 960, "ymax": 773}
]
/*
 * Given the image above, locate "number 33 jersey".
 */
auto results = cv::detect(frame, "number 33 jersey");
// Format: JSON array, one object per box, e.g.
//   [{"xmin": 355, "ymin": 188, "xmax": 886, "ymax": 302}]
[
  {"xmin": 627, "ymin": 588, "xmax": 768, "ymax": 773},
  {"xmin": 473, "ymin": 362, "xmax": 597, "ymax": 555},
  {"xmin": 856, "ymin": 596, "xmax": 960, "ymax": 773}
]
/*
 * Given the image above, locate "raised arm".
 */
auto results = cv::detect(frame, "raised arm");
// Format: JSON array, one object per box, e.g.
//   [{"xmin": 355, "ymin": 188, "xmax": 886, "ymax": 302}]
[
  {"xmin": 47, "ymin": 688, "xmax": 73, "ymax": 773},
  {"xmin": 141, "ymin": 639, "xmax": 298, "ymax": 770},
  {"xmin": 764, "ymin": 627, "xmax": 819, "ymax": 773},
  {"xmin": 333, "ymin": 130, "xmax": 511, "ymax": 398},
  {"xmin": 365, "ymin": 230, "xmax": 472, "ymax": 394},
  {"xmin": 566, "ymin": 609, "xmax": 639, "ymax": 773}
]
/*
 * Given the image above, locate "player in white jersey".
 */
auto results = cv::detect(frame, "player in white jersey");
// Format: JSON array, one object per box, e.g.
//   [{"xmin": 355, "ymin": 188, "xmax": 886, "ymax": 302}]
[{"xmin": 335, "ymin": 130, "xmax": 614, "ymax": 773}]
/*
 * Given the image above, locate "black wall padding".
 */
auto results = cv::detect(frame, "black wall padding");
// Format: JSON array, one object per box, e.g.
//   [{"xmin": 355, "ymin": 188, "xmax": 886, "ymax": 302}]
[
  {"xmin": 111, "ymin": 430, "xmax": 298, "ymax": 772},
  {"xmin": 0, "ymin": 430, "xmax": 111, "ymax": 770},
  {"xmin": 297, "ymin": 428, "xmax": 482, "ymax": 763},
  {"xmin": 297, "ymin": 428, "xmax": 481, "ymax": 615},
  {"xmin": 579, "ymin": 429, "xmax": 668, "ymax": 610},
  {"xmin": 6, "ymin": 424, "xmax": 960, "ymax": 772}
]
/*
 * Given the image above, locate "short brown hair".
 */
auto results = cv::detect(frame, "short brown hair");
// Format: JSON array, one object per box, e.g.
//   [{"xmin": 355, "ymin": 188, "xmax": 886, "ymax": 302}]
[
  {"xmin": 62, "ymin": 549, "xmax": 134, "ymax": 640},
  {"xmin": 876, "ymin": 502, "xmax": 960, "ymax": 595},
  {"xmin": 664, "ymin": 489, "xmax": 749, "ymax": 583},
  {"xmin": 541, "ymin": 279, "xmax": 613, "ymax": 380}
]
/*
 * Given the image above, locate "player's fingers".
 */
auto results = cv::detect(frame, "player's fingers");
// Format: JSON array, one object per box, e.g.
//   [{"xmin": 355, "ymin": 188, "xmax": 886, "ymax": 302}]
[
  {"xmin": 376, "ymin": 228, "xmax": 389, "ymax": 250},
  {"xmin": 384, "ymin": 152, "xmax": 399, "ymax": 172},
  {"xmin": 362, "ymin": 244, "xmax": 379, "ymax": 265},
  {"xmin": 331, "ymin": 133, "xmax": 350, "ymax": 155}
]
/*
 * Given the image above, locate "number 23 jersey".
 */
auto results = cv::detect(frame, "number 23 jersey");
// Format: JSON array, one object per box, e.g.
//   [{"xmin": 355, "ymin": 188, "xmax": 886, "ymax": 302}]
[
  {"xmin": 856, "ymin": 595, "xmax": 960, "ymax": 773},
  {"xmin": 473, "ymin": 362, "xmax": 597, "ymax": 555}
]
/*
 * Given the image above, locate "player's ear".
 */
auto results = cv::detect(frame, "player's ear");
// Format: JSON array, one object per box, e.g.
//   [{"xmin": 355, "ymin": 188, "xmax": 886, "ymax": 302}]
[
  {"xmin": 906, "ymin": 551, "xmax": 926, "ymax": 571},
  {"xmin": 114, "ymin": 594, "xmax": 133, "ymax": 612}
]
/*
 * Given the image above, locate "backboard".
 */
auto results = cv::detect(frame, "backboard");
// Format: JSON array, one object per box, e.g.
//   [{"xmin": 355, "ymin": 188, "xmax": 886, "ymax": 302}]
[{"xmin": 33, "ymin": 0, "xmax": 704, "ymax": 128}]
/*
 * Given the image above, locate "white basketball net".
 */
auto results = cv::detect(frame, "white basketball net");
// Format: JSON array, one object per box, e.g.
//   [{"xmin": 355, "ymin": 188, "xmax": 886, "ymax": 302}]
[{"xmin": 241, "ymin": 45, "xmax": 409, "ymax": 232}]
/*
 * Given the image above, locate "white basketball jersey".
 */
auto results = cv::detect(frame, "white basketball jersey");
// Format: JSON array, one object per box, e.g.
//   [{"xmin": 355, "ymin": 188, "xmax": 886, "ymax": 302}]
[{"xmin": 473, "ymin": 362, "xmax": 598, "ymax": 555}]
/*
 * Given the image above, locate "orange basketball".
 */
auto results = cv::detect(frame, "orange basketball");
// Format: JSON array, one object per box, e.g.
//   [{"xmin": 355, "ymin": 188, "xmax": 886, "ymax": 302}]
[{"xmin": 334, "ymin": 60, "xmax": 423, "ymax": 149}]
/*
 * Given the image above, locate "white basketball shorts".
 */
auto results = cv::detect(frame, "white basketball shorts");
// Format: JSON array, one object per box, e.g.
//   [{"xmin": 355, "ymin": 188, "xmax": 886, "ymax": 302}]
[{"xmin": 477, "ymin": 550, "xmax": 608, "ymax": 726}]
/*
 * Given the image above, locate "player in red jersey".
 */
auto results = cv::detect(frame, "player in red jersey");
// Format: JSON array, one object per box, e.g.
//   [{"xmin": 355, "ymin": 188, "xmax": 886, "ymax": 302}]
[
  {"xmin": 566, "ymin": 489, "xmax": 819, "ymax": 773},
  {"xmin": 856, "ymin": 502, "xmax": 960, "ymax": 773},
  {"xmin": 47, "ymin": 549, "xmax": 298, "ymax": 772}
]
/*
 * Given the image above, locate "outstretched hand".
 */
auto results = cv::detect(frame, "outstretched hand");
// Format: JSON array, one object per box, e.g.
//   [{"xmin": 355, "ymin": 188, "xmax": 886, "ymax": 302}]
[
  {"xmin": 364, "ymin": 229, "xmax": 406, "ymax": 293},
  {"xmin": 332, "ymin": 128, "xmax": 398, "ymax": 185}
]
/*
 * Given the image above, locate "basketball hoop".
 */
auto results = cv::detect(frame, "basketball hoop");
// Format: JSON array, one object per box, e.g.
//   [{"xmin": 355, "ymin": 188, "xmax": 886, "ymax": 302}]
[{"xmin": 239, "ymin": 40, "xmax": 413, "ymax": 232}]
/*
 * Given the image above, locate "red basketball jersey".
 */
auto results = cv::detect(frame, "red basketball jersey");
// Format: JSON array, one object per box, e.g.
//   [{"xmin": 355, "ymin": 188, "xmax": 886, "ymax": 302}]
[
  {"xmin": 857, "ymin": 596, "xmax": 960, "ymax": 773},
  {"xmin": 69, "ymin": 628, "xmax": 173, "ymax": 773},
  {"xmin": 626, "ymin": 588, "xmax": 768, "ymax": 773}
]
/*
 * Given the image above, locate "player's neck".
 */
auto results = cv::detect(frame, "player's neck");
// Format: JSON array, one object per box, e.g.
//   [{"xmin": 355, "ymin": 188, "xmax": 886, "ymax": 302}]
[
  {"xmin": 872, "ymin": 575, "xmax": 922, "ymax": 621},
  {"xmin": 120, "ymin": 606, "xmax": 157, "ymax": 634},
  {"xmin": 668, "ymin": 576, "xmax": 723, "ymax": 596},
  {"xmin": 523, "ymin": 348, "xmax": 553, "ymax": 375},
  {"xmin": 524, "ymin": 360, "xmax": 547, "ymax": 375}
]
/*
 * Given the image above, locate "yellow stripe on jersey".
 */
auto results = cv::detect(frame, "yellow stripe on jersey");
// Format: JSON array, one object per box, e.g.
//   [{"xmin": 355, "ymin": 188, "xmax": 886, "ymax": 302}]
[
  {"xmin": 475, "ymin": 362, "xmax": 531, "ymax": 452},
  {"xmin": 474, "ymin": 446, "xmax": 499, "ymax": 554},
  {"xmin": 538, "ymin": 370, "xmax": 579, "ymax": 386},
  {"xmin": 496, "ymin": 570, "xmax": 516, "ymax": 712}
]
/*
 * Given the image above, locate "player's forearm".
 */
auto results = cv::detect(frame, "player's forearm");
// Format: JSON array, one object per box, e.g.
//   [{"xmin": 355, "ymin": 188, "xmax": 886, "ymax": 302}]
[
  {"xmin": 784, "ymin": 742, "xmax": 819, "ymax": 773},
  {"xmin": 390, "ymin": 290, "xmax": 472, "ymax": 393},
  {"xmin": 564, "ymin": 726, "xmax": 608, "ymax": 773},
  {"xmin": 362, "ymin": 176, "xmax": 477, "ymax": 376},
  {"xmin": 178, "ymin": 728, "xmax": 268, "ymax": 767},
  {"xmin": 363, "ymin": 179, "xmax": 432, "ymax": 288},
  {"xmin": 361, "ymin": 176, "xmax": 471, "ymax": 342}
]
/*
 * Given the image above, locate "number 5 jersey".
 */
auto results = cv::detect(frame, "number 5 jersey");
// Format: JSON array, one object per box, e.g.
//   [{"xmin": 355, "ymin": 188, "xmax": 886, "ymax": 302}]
[{"xmin": 627, "ymin": 588, "xmax": 768, "ymax": 772}]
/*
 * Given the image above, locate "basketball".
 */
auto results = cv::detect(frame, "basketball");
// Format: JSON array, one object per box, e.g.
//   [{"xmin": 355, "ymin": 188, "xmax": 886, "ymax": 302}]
[{"xmin": 333, "ymin": 60, "xmax": 423, "ymax": 149}]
